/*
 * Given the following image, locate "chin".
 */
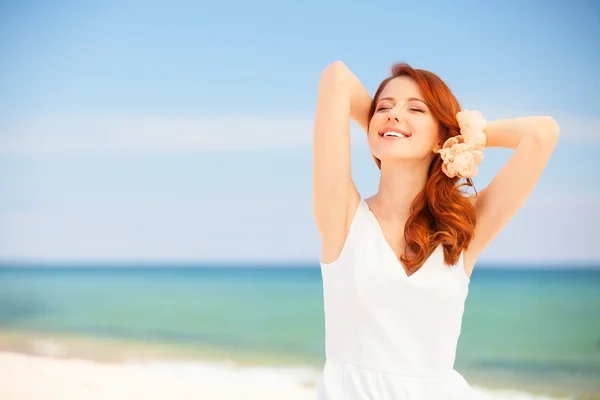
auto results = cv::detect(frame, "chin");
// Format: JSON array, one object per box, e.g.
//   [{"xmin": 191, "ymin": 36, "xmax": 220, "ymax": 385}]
[
  {"xmin": 373, "ymin": 148, "xmax": 421, "ymax": 161},
  {"xmin": 376, "ymin": 150, "xmax": 437, "ymax": 168}
]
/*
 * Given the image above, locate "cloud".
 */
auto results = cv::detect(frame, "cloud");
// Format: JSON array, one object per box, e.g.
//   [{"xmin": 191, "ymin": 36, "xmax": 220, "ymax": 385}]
[
  {"xmin": 0, "ymin": 110, "xmax": 597, "ymax": 156},
  {"xmin": 480, "ymin": 109, "xmax": 600, "ymax": 144},
  {"xmin": 0, "ymin": 113, "xmax": 321, "ymax": 155},
  {"xmin": 0, "ymin": 194, "xmax": 598, "ymax": 265},
  {"xmin": 0, "ymin": 198, "xmax": 319, "ymax": 264},
  {"xmin": 478, "ymin": 194, "xmax": 600, "ymax": 265},
  {"xmin": 551, "ymin": 113, "xmax": 600, "ymax": 143}
]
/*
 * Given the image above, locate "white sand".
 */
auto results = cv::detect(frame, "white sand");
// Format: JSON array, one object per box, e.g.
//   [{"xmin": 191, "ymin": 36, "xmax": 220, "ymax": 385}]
[
  {"xmin": 0, "ymin": 352, "xmax": 318, "ymax": 400},
  {"xmin": 0, "ymin": 352, "xmax": 577, "ymax": 400}
]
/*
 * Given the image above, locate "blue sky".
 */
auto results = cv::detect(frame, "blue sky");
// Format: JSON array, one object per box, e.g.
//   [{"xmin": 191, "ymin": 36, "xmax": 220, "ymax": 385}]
[{"xmin": 0, "ymin": 0, "xmax": 598, "ymax": 265}]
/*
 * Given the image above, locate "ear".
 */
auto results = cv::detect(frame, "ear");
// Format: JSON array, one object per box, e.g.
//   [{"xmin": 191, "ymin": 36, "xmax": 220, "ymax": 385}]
[{"xmin": 432, "ymin": 127, "xmax": 444, "ymax": 152}]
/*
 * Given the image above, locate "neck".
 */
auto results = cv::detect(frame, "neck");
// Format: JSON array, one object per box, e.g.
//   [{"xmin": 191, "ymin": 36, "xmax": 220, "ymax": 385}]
[{"xmin": 373, "ymin": 159, "xmax": 430, "ymax": 221}]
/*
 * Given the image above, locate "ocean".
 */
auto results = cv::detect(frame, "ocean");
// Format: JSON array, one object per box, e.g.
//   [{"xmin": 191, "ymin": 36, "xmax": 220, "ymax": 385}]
[{"xmin": 0, "ymin": 265, "xmax": 598, "ymax": 399}]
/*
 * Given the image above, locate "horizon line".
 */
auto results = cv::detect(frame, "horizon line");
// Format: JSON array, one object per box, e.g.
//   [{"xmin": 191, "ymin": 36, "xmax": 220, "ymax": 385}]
[{"xmin": 0, "ymin": 260, "xmax": 598, "ymax": 270}]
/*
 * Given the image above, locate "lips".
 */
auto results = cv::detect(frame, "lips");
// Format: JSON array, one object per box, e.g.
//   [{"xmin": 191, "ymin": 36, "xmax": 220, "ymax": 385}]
[{"xmin": 378, "ymin": 127, "xmax": 412, "ymax": 138}]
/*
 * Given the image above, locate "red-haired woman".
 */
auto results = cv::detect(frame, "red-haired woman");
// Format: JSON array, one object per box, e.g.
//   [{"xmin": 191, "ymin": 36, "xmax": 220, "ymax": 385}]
[{"xmin": 313, "ymin": 61, "xmax": 559, "ymax": 399}]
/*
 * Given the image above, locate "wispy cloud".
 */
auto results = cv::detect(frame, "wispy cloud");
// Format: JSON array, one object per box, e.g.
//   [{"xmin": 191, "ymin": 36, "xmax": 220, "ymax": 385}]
[
  {"xmin": 0, "ymin": 110, "xmax": 597, "ymax": 155},
  {"xmin": 0, "ymin": 113, "xmax": 318, "ymax": 155},
  {"xmin": 0, "ymin": 198, "xmax": 318, "ymax": 264},
  {"xmin": 479, "ymin": 194, "xmax": 600, "ymax": 264},
  {"xmin": 481, "ymin": 109, "xmax": 600, "ymax": 143},
  {"xmin": 551, "ymin": 113, "xmax": 600, "ymax": 143},
  {"xmin": 0, "ymin": 194, "xmax": 598, "ymax": 264}
]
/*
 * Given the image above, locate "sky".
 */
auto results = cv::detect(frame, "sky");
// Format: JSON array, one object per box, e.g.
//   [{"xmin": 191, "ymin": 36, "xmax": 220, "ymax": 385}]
[{"xmin": 0, "ymin": 0, "xmax": 599, "ymax": 266}]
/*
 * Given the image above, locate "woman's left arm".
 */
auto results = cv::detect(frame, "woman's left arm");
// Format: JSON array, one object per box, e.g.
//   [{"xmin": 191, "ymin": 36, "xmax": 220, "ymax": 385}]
[{"xmin": 466, "ymin": 116, "xmax": 560, "ymax": 265}]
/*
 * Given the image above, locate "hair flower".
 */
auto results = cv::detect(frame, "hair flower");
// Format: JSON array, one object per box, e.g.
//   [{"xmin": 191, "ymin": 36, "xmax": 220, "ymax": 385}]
[{"xmin": 437, "ymin": 110, "xmax": 487, "ymax": 179}]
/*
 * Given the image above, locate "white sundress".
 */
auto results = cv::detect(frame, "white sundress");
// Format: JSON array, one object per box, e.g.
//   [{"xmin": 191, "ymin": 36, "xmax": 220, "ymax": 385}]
[{"xmin": 316, "ymin": 198, "xmax": 473, "ymax": 400}]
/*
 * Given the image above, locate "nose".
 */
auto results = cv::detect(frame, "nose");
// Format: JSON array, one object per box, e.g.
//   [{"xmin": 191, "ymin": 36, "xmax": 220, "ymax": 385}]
[{"xmin": 387, "ymin": 106, "xmax": 400, "ymax": 122}]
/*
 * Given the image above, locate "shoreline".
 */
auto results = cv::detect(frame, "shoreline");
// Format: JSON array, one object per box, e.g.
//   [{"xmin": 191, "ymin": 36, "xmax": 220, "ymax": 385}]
[
  {"xmin": 0, "ymin": 328, "xmax": 320, "ymax": 367},
  {"xmin": 0, "ymin": 329, "xmax": 596, "ymax": 399}
]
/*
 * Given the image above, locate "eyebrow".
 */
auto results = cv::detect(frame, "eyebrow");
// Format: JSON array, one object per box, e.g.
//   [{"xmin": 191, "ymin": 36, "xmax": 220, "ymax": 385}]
[{"xmin": 378, "ymin": 96, "xmax": 427, "ymax": 105}]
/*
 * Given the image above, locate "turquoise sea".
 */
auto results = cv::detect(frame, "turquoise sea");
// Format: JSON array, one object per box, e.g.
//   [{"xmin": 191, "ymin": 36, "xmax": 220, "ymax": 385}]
[{"xmin": 0, "ymin": 264, "xmax": 598, "ymax": 398}]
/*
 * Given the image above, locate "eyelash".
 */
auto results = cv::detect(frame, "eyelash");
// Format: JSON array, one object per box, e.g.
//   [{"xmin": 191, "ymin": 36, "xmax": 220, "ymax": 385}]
[{"xmin": 377, "ymin": 107, "xmax": 424, "ymax": 113}]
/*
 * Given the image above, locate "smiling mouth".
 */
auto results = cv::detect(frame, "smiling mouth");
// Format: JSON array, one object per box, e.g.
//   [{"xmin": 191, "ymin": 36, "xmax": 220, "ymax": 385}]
[{"xmin": 379, "ymin": 131, "xmax": 411, "ymax": 139}]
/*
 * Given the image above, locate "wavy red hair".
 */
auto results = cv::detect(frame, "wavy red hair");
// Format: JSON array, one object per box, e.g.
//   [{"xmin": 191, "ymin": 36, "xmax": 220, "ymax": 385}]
[{"xmin": 368, "ymin": 62, "xmax": 476, "ymax": 272}]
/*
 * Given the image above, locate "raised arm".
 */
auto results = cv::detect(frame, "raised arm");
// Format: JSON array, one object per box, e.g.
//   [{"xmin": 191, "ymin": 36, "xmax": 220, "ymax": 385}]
[
  {"xmin": 312, "ymin": 61, "xmax": 372, "ymax": 263},
  {"xmin": 465, "ymin": 116, "xmax": 560, "ymax": 272}
]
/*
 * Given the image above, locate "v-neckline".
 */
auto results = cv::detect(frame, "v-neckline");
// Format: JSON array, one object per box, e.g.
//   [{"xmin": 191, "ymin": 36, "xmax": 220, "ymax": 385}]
[{"xmin": 363, "ymin": 199, "xmax": 438, "ymax": 279}]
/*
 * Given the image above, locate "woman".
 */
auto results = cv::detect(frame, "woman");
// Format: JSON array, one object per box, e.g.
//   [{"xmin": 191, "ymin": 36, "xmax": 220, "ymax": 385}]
[{"xmin": 312, "ymin": 61, "xmax": 559, "ymax": 399}]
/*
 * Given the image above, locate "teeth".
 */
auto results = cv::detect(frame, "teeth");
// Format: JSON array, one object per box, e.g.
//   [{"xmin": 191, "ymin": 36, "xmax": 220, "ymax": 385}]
[{"xmin": 383, "ymin": 131, "xmax": 407, "ymax": 138}]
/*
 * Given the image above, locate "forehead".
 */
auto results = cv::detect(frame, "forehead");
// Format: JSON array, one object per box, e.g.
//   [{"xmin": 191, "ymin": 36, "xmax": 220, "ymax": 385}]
[{"xmin": 379, "ymin": 76, "xmax": 422, "ymax": 100}]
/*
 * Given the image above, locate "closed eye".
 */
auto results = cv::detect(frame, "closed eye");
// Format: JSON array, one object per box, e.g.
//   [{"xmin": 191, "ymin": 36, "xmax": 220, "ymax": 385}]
[{"xmin": 377, "ymin": 107, "xmax": 425, "ymax": 113}]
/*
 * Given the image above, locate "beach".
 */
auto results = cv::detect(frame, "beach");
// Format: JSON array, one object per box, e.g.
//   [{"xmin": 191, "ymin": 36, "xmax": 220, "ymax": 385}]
[
  {"xmin": 0, "ymin": 351, "xmax": 317, "ymax": 400},
  {"xmin": 0, "ymin": 350, "xmax": 585, "ymax": 400}
]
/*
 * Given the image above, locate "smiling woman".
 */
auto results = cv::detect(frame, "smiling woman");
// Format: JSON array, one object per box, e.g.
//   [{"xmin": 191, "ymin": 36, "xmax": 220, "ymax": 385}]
[
  {"xmin": 366, "ymin": 65, "xmax": 480, "ymax": 273},
  {"xmin": 312, "ymin": 60, "xmax": 560, "ymax": 400}
]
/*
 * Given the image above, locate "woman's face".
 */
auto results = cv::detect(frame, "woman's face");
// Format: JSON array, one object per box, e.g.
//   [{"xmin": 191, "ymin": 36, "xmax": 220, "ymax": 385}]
[{"xmin": 368, "ymin": 76, "xmax": 441, "ymax": 164}]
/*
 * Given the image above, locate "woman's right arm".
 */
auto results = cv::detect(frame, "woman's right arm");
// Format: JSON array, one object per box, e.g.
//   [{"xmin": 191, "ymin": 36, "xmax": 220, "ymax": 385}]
[{"xmin": 312, "ymin": 61, "xmax": 372, "ymax": 263}]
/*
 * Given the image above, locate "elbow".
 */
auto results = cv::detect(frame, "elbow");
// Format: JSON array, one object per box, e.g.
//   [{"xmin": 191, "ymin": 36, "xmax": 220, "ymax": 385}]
[
  {"xmin": 320, "ymin": 61, "xmax": 349, "ymax": 84},
  {"xmin": 324, "ymin": 60, "xmax": 347, "ymax": 72},
  {"xmin": 528, "ymin": 116, "xmax": 560, "ymax": 149},
  {"xmin": 537, "ymin": 116, "xmax": 560, "ymax": 143}
]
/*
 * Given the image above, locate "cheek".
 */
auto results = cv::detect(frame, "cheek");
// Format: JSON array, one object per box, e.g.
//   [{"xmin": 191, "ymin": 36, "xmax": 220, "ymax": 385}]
[
  {"xmin": 415, "ymin": 118, "xmax": 439, "ymax": 143},
  {"xmin": 367, "ymin": 117, "xmax": 382, "ymax": 139},
  {"xmin": 368, "ymin": 115, "xmax": 382, "ymax": 131}
]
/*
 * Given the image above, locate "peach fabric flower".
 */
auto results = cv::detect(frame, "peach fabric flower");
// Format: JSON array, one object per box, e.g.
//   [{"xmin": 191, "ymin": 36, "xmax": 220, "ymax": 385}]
[
  {"xmin": 456, "ymin": 109, "xmax": 487, "ymax": 150},
  {"xmin": 437, "ymin": 110, "xmax": 487, "ymax": 179}
]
